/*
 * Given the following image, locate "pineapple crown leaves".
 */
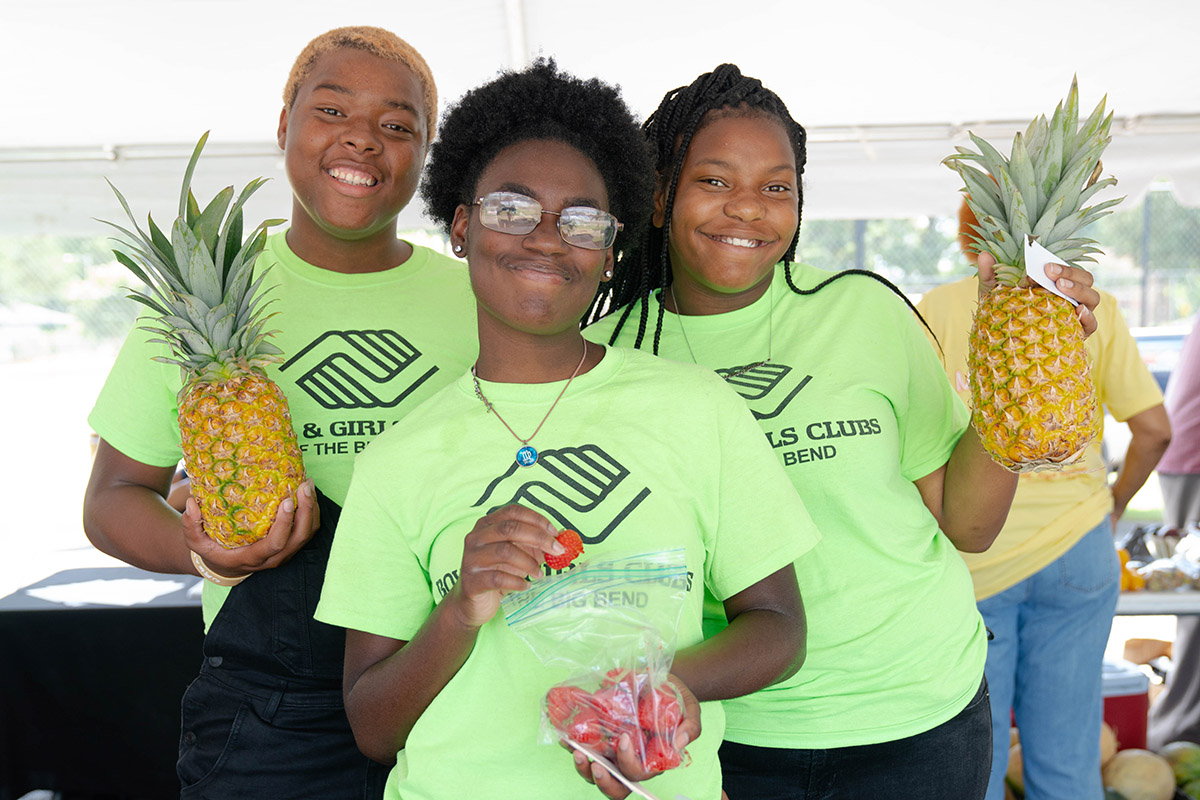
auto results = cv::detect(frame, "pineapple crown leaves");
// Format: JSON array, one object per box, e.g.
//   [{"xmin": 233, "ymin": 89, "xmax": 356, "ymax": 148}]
[
  {"xmin": 98, "ymin": 131, "xmax": 287, "ymax": 374},
  {"xmin": 943, "ymin": 77, "xmax": 1124, "ymax": 285}
]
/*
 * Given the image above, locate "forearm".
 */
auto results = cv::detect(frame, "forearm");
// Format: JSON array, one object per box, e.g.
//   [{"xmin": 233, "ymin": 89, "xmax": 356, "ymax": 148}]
[
  {"xmin": 82, "ymin": 447, "xmax": 192, "ymax": 574},
  {"xmin": 84, "ymin": 485, "xmax": 192, "ymax": 571},
  {"xmin": 670, "ymin": 603, "xmax": 804, "ymax": 702},
  {"xmin": 940, "ymin": 427, "xmax": 1018, "ymax": 552},
  {"xmin": 343, "ymin": 596, "xmax": 480, "ymax": 762},
  {"xmin": 1112, "ymin": 424, "xmax": 1172, "ymax": 519}
]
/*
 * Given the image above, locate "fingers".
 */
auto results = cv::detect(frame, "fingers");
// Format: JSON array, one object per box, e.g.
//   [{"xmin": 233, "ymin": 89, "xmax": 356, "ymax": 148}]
[
  {"xmin": 452, "ymin": 505, "xmax": 565, "ymax": 628},
  {"xmin": 468, "ymin": 503, "xmax": 561, "ymax": 566},
  {"xmin": 612, "ymin": 732, "xmax": 653, "ymax": 781},
  {"xmin": 569, "ymin": 748, "xmax": 631, "ymax": 799},
  {"xmin": 975, "ymin": 252, "xmax": 997, "ymax": 284},
  {"xmin": 1044, "ymin": 262, "xmax": 1100, "ymax": 338},
  {"xmin": 974, "ymin": 253, "xmax": 997, "ymax": 302},
  {"xmin": 184, "ymin": 480, "xmax": 317, "ymax": 575}
]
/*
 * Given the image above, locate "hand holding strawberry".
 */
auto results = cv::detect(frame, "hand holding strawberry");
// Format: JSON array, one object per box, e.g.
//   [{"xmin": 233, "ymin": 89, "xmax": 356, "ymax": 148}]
[
  {"xmin": 451, "ymin": 505, "xmax": 563, "ymax": 628},
  {"xmin": 544, "ymin": 529, "xmax": 584, "ymax": 570},
  {"xmin": 549, "ymin": 669, "xmax": 690, "ymax": 774}
]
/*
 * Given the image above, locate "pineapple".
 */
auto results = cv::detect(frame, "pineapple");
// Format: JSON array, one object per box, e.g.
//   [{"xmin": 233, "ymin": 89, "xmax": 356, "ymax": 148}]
[
  {"xmin": 102, "ymin": 132, "xmax": 305, "ymax": 546},
  {"xmin": 944, "ymin": 78, "xmax": 1122, "ymax": 472}
]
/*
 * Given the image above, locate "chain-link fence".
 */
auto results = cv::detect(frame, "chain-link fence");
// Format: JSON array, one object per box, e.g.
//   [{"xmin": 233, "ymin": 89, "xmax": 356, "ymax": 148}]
[
  {"xmin": 2, "ymin": 189, "xmax": 1198, "ymax": 363},
  {"xmin": 795, "ymin": 189, "xmax": 1200, "ymax": 327}
]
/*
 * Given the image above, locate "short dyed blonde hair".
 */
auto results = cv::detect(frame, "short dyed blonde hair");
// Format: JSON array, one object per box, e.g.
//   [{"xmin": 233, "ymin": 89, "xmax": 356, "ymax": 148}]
[{"xmin": 283, "ymin": 26, "xmax": 438, "ymax": 139}]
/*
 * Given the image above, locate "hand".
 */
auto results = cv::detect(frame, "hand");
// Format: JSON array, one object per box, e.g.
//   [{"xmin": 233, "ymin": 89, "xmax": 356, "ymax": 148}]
[
  {"xmin": 977, "ymin": 252, "xmax": 1099, "ymax": 338},
  {"xmin": 569, "ymin": 673, "xmax": 702, "ymax": 797},
  {"xmin": 447, "ymin": 504, "xmax": 562, "ymax": 629},
  {"xmin": 184, "ymin": 479, "xmax": 319, "ymax": 578}
]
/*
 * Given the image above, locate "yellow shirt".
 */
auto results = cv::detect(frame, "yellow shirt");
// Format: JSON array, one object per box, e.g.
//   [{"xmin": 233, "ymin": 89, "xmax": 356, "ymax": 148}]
[{"xmin": 917, "ymin": 278, "xmax": 1163, "ymax": 599}]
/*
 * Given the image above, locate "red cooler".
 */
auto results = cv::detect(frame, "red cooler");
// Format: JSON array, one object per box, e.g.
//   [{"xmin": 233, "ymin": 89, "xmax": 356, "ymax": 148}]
[{"xmin": 1102, "ymin": 658, "xmax": 1150, "ymax": 750}]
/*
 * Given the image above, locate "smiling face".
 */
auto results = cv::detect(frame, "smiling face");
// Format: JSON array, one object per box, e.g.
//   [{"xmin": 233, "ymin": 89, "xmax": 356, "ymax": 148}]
[
  {"xmin": 451, "ymin": 139, "xmax": 613, "ymax": 343},
  {"xmin": 662, "ymin": 112, "xmax": 799, "ymax": 314},
  {"xmin": 278, "ymin": 47, "xmax": 429, "ymax": 257}
]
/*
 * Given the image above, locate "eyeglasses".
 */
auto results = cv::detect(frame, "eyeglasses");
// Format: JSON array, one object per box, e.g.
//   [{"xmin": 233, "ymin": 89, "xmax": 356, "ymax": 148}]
[{"xmin": 472, "ymin": 191, "xmax": 623, "ymax": 251}]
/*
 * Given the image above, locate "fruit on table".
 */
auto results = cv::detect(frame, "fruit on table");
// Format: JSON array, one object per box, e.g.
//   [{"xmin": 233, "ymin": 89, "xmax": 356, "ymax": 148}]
[
  {"xmin": 1102, "ymin": 748, "xmax": 1176, "ymax": 800},
  {"xmin": 1161, "ymin": 740, "xmax": 1200, "ymax": 785},
  {"xmin": 1101, "ymin": 721, "xmax": 1119, "ymax": 767},
  {"xmin": 102, "ymin": 133, "xmax": 303, "ymax": 547},
  {"xmin": 545, "ymin": 529, "xmax": 585, "ymax": 570},
  {"xmin": 944, "ymin": 78, "xmax": 1120, "ymax": 472},
  {"xmin": 1119, "ymin": 548, "xmax": 1146, "ymax": 591},
  {"xmin": 1006, "ymin": 720, "xmax": 1127, "ymax": 798}
]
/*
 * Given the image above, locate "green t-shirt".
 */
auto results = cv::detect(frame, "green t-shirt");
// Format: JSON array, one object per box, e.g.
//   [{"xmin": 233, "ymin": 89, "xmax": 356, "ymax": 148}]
[
  {"xmin": 586, "ymin": 265, "xmax": 986, "ymax": 749},
  {"xmin": 316, "ymin": 346, "xmax": 820, "ymax": 800},
  {"xmin": 88, "ymin": 232, "xmax": 478, "ymax": 627}
]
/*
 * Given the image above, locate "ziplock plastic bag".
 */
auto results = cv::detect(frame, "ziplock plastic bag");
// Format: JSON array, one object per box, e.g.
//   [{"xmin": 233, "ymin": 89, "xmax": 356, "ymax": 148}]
[{"xmin": 502, "ymin": 548, "xmax": 691, "ymax": 771}]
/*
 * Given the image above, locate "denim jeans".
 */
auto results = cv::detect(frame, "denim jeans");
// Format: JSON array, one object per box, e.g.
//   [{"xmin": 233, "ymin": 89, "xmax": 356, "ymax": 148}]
[
  {"xmin": 977, "ymin": 520, "xmax": 1119, "ymax": 800},
  {"xmin": 719, "ymin": 677, "xmax": 991, "ymax": 799}
]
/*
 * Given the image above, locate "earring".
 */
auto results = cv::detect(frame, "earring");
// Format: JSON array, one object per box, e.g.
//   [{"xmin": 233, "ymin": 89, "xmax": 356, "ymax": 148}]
[
  {"xmin": 603, "ymin": 269, "xmax": 613, "ymax": 279},
  {"xmin": 453, "ymin": 244, "xmax": 463, "ymax": 254}
]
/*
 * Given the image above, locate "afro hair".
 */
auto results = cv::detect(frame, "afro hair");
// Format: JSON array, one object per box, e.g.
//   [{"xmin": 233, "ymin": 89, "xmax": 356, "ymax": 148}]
[{"xmin": 420, "ymin": 59, "xmax": 654, "ymax": 256}]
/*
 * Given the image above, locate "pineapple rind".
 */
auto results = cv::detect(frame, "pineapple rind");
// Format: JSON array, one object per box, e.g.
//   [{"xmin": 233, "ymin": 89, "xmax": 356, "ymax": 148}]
[
  {"xmin": 179, "ymin": 371, "xmax": 305, "ymax": 549},
  {"xmin": 102, "ymin": 132, "xmax": 303, "ymax": 547},
  {"xmin": 968, "ymin": 285, "xmax": 1099, "ymax": 473}
]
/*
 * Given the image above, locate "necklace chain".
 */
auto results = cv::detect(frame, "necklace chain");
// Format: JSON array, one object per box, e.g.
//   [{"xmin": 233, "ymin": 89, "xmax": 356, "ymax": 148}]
[
  {"xmin": 471, "ymin": 341, "xmax": 588, "ymax": 465},
  {"xmin": 669, "ymin": 282, "xmax": 773, "ymax": 380}
]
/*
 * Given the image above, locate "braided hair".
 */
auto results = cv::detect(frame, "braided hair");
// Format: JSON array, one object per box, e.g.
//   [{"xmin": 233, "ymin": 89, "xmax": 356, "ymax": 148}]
[{"xmin": 586, "ymin": 63, "xmax": 928, "ymax": 352}]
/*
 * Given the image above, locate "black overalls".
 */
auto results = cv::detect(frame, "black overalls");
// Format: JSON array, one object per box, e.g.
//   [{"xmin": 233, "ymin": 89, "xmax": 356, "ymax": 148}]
[{"xmin": 176, "ymin": 490, "xmax": 389, "ymax": 799}]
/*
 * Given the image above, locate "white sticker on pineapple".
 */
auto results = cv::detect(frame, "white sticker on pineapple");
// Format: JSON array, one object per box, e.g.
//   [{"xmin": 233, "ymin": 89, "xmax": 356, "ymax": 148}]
[{"xmin": 1024, "ymin": 237, "xmax": 1079, "ymax": 306}]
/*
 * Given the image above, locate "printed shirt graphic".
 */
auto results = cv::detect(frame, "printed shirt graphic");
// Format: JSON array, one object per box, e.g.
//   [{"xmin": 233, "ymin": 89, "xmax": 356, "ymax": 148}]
[
  {"xmin": 586, "ymin": 265, "xmax": 985, "ymax": 749},
  {"xmin": 316, "ymin": 347, "xmax": 819, "ymax": 800},
  {"xmin": 88, "ymin": 232, "xmax": 478, "ymax": 626},
  {"xmin": 918, "ymin": 278, "xmax": 1164, "ymax": 599}
]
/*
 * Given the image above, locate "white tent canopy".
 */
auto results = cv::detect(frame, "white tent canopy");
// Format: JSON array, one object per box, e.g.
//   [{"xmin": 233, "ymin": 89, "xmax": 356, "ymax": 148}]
[{"xmin": 3, "ymin": 0, "xmax": 1199, "ymax": 235}]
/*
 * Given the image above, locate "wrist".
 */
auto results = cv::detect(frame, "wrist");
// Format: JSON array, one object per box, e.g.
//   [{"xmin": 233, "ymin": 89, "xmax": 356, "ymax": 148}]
[{"xmin": 190, "ymin": 550, "xmax": 249, "ymax": 587}]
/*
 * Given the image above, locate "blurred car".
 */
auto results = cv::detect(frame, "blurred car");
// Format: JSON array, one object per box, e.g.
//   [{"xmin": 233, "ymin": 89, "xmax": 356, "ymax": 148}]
[
  {"xmin": 1103, "ymin": 321, "xmax": 1194, "ymax": 472},
  {"xmin": 1130, "ymin": 325, "xmax": 1191, "ymax": 393}
]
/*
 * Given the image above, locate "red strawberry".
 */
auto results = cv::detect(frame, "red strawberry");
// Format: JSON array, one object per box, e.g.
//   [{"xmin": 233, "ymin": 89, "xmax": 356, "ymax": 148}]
[
  {"xmin": 641, "ymin": 736, "xmax": 683, "ymax": 772},
  {"xmin": 638, "ymin": 684, "xmax": 683, "ymax": 734},
  {"xmin": 592, "ymin": 685, "xmax": 638, "ymax": 728},
  {"xmin": 546, "ymin": 685, "xmax": 590, "ymax": 729},
  {"xmin": 600, "ymin": 667, "xmax": 630, "ymax": 689},
  {"xmin": 544, "ymin": 529, "xmax": 584, "ymax": 570},
  {"xmin": 565, "ymin": 708, "xmax": 605, "ymax": 745}
]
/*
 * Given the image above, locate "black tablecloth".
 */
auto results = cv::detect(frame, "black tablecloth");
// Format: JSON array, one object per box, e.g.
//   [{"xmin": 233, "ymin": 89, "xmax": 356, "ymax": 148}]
[{"xmin": 0, "ymin": 567, "xmax": 204, "ymax": 800}]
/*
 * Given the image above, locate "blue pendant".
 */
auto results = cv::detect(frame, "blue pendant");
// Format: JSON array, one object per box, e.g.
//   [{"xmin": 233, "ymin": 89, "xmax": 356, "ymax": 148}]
[{"xmin": 516, "ymin": 445, "xmax": 538, "ymax": 467}]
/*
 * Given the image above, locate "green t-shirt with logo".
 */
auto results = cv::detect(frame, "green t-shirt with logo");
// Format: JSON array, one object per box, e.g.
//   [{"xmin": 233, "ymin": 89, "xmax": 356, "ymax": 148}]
[
  {"xmin": 88, "ymin": 232, "xmax": 478, "ymax": 627},
  {"xmin": 586, "ymin": 264, "xmax": 985, "ymax": 749},
  {"xmin": 316, "ymin": 346, "xmax": 820, "ymax": 800}
]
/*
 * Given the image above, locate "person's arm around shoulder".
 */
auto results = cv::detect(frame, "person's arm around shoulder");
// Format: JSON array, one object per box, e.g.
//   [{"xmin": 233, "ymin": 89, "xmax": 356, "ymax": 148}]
[
  {"xmin": 918, "ymin": 253, "xmax": 1102, "ymax": 551},
  {"xmin": 1111, "ymin": 404, "xmax": 1172, "ymax": 524},
  {"xmin": 84, "ymin": 438, "xmax": 319, "ymax": 579}
]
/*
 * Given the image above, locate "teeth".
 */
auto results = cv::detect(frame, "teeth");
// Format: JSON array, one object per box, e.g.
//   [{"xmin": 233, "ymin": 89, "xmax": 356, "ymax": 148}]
[
  {"xmin": 328, "ymin": 168, "xmax": 377, "ymax": 187},
  {"xmin": 714, "ymin": 235, "xmax": 762, "ymax": 248}
]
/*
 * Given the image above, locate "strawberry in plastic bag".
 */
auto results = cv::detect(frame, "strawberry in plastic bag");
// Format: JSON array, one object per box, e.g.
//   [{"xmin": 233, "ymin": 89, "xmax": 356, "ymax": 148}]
[{"xmin": 543, "ymin": 666, "xmax": 688, "ymax": 772}]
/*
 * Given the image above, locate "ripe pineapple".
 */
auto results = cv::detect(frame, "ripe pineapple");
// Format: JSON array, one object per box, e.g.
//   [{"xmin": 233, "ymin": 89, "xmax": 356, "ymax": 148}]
[
  {"xmin": 944, "ymin": 78, "xmax": 1122, "ymax": 472},
  {"xmin": 102, "ymin": 132, "xmax": 305, "ymax": 546}
]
